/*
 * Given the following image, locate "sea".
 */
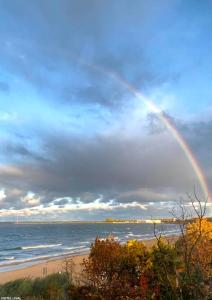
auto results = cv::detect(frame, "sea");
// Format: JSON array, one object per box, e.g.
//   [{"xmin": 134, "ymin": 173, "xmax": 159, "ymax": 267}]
[{"xmin": 0, "ymin": 222, "xmax": 180, "ymax": 272}]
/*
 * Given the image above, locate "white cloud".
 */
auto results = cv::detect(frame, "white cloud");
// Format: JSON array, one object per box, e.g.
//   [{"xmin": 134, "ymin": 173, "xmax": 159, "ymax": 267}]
[
  {"xmin": 22, "ymin": 192, "xmax": 41, "ymax": 206},
  {"xmin": 0, "ymin": 195, "xmax": 211, "ymax": 219},
  {"xmin": 0, "ymin": 189, "xmax": 6, "ymax": 203},
  {"xmin": 0, "ymin": 198, "xmax": 148, "ymax": 217}
]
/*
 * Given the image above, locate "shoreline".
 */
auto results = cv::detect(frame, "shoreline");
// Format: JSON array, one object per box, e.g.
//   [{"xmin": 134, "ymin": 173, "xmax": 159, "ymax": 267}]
[
  {"xmin": 0, "ymin": 236, "xmax": 178, "ymax": 284},
  {"xmin": 0, "ymin": 249, "xmax": 89, "ymax": 272},
  {"xmin": 0, "ymin": 253, "xmax": 88, "ymax": 284}
]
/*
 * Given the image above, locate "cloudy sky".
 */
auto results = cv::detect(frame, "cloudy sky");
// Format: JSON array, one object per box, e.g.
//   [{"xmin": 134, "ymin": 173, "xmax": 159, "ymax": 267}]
[{"xmin": 0, "ymin": 0, "xmax": 212, "ymax": 221}]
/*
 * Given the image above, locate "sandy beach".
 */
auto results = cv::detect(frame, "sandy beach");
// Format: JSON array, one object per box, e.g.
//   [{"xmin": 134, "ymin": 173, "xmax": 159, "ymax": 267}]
[
  {"xmin": 0, "ymin": 236, "xmax": 178, "ymax": 284},
  {"xmin": 0, "ymin": 254, "xmax": 88, "ymax": 284}
]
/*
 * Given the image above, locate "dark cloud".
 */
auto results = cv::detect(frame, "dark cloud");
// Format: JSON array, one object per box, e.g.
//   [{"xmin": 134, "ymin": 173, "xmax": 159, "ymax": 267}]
[
  {"xmin": 0, "ymin": 107, "xmax": 211, "ymax": 214},
  {"xmin": 53, "ymin": 198, "xmax": 70, "ymax": 206},
  {"xmin": 1, "ymin": 142, "xmax": 50, "ymax": 164},
  {"xmin": 0, "ymin": 123, "xmax": 199, "ymax": 208},
  {"xmin": 178, "ymin": 119, "xmax": 212, "ymax": 186},
  {"xmin": 147, "ymin": 113, "xmax": 212, "ymax": 192}
]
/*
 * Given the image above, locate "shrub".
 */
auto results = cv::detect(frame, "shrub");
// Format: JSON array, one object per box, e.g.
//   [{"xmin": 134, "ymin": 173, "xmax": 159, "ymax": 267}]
[
  {"xmin": 176, "ymin": 218, "xmax": 212, "ymax": 299},
  {"xmin": 0, "ymin": 273, "xmax": 68, "ymax": 300}
]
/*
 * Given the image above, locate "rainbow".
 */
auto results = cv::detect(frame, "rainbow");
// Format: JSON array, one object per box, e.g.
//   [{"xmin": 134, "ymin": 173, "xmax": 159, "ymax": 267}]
[
  {"xmin": 13, "ymin": 43, "xmax": 211, "ymax": 207},
  {"xmin": 75, "ymin": 57, "xmax": 210, "ymax": 205},
  {"xmin": 115, "ymin": 73, "xmax": 210, "ymax": 203}
]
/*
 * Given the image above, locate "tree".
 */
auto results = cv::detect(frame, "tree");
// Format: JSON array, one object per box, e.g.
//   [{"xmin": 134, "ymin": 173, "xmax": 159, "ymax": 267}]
[{"xmin": 172, "ymin": 193, "xmax": 212, "ymax": 299}]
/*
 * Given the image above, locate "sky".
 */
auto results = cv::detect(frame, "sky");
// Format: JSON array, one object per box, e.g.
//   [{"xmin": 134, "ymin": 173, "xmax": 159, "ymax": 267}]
[{"xmin": 0, "ymin": 0, "xmax": 212, "ymax": 221}]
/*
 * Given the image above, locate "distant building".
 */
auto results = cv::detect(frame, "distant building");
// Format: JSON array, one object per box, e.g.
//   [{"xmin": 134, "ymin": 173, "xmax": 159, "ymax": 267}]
[{"xmin": 145, "ymin": 219, "xmax": 161, "ymax": 224}]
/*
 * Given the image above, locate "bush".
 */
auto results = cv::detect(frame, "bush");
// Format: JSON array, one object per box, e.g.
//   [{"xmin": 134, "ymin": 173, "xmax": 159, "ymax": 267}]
[
  {"xmin": 0, "ymin": 273, "xmax": 68, "ymax": 300},
  {"xmin": 82, "ymin": 237, "xmax": 150, "ymax": 299},
  {"xmin": 175, "ymin": 218, "xmax": 212, "ymax": 299},
  {"xmin": 0, "ymin": 278, "xmax": 33, "ymax": 298},
  {"xmin": 82, "ymin": 230, "xmax": 211, "ymax": 300},
  {"xmin": 149, "ymin": 239, "xmax": 179, "ymax": 300}
]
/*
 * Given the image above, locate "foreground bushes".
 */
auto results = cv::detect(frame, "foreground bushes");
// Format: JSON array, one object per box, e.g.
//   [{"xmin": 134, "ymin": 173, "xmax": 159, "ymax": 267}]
[
  {"xmin": 81, "ymin": 218, "xmax": 211, "ymax": 299},
  {"xmin": 0, "ymin": 273, "xmax": 69, "ymax": 300},
  {"xmin": 82, "ymin": 237, "xmax": 179, "ymax": 299},
  {"xmin": 0, "ymin": 218, "xmax": 211, "ymax": 300}
]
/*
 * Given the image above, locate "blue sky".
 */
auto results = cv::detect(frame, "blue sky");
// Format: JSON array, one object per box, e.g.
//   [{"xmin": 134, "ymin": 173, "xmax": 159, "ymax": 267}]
[{"xmin": 0, "ymin": 0, "xmax": 212, "ymax": 220}]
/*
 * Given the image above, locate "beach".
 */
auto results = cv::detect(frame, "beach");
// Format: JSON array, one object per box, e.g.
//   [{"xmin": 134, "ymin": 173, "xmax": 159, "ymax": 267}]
[
  {"xmin": 0, "ymin": 254, "xmax": 88, "ymax": 284},
  {"xmin": 0, "ymin": 236, "xmax": 178, "ymax": 284}
]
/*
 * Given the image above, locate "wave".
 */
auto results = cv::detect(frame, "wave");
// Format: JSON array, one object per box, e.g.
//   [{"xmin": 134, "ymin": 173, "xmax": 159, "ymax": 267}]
[
  {"xmin": 127, "ymin": 233, "xmax": 143, "ymax": 237},
  {"xmin": 0, "ymin": 254, "xmax": 61, "ymax": 267},
  {"xmin": 0, "ymin": 247, "xmax": 90, "ymax": 269},
  {"xmin": 4, "ymin": 256, "xmax": 15, "ymax": 260},
  {"xmin": 0, "ymin": 256, "xmax": 15, "ymax": 261},
  {"xmin": 124, "ymin": 229, "xmax": 180, "ymax": 240},
  {"xmin": 63, "ymin": 245, "xmax": 86, "ymax": 250},
  {"xmin": 22, "ymin": 244, "xmax": 62, "ymax": 250},
  {"xmin": 0, "ymin": 244, "xmax": 62, "ymax": 252},
  {"xmin": 156, "ymin": 229, "xmax": 180, "ymax": 235},
  {"xmin": 0, "ymin": 246, "xmax": 23, "ymax": 251}
]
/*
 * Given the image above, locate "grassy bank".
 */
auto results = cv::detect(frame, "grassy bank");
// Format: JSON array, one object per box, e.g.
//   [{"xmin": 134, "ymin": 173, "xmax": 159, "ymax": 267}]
[{"xmin": 0, "ymin": 273, "xmax": 69, "ymax": 300}]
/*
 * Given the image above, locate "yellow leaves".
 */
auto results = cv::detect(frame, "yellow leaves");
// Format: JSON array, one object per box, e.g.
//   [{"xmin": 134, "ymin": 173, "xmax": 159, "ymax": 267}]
[
  {"xmin": 180, "ymin": 218, "xmax": 212, "ymax": 281},
  {"xmin": 126, "ymin": 239, "xmax": 146, "ymax": 250},
  {"xmin": 145, "ymin": 256, "xmax": 153, "ymax": 269},
  {"xmin": 186, "ymin": 218, "xmax": 212, "ymax": 239},
  {"xmin": 126, "ymin": 239, "xmax": 137, "ymax": 248}
]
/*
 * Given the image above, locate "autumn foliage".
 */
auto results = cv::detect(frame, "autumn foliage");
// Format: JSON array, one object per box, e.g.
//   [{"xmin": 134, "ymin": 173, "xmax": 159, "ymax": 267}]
[
  {"xmin": 175, "ymin": 218, "xmax": 212, "ymax": 299},
  {"xmin": 80, "ymin": 218, "xmax": 212, "ymax": 300}
]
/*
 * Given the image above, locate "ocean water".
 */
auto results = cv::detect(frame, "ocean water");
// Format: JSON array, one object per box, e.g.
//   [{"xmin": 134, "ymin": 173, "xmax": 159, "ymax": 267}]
[{"xmin": 0, "ymin": 222, "xmax": 180, "ymax": 271}]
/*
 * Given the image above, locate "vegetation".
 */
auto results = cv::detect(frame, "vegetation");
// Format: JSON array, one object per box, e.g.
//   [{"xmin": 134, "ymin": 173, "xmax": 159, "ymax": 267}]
[
  {"xmin": 0, "ymin": 197, "xmax": 211, "ymax": 299},
  {"xmin": 0, "ymin": 273, "xmax": 69, "ymax": 300}
]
